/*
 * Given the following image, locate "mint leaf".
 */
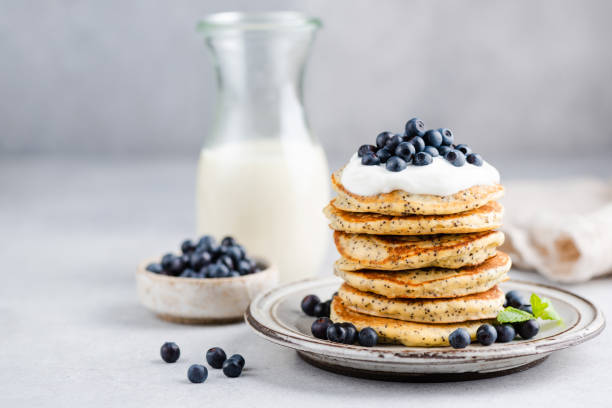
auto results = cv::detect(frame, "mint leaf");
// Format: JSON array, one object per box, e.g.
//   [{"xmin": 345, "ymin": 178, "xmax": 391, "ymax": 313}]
[
  {"xmin": 496, "ymin": 306, "xmax": 533, "ymax": 324},
  {"xmin": 530, "ymin": 293, "xmax": 562, "ymax": 322}
]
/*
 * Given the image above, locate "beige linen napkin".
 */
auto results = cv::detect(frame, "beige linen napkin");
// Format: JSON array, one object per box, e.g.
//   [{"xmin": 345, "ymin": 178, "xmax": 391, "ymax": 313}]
[{"xmin": 500, "ymin": 178, "xmax": 612, "ymax": 283}]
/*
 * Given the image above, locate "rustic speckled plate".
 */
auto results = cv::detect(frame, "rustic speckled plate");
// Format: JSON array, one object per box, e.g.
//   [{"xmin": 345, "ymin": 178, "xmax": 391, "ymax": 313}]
[{"xmin": 245, "ymin": 277, "xmax": 604, "ymax": 381}]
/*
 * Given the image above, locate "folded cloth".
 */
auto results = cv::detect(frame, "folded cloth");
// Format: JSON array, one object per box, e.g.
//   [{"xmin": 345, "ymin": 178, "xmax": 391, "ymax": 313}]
[{"xmin": 501, "ymin": 178, "xmax": 612, "ymax": 282}]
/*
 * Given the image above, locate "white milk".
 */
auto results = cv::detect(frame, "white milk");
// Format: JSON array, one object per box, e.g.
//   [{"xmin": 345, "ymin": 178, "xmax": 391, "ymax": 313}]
[{"xmin": 196, "ymin": 139, "xmax": 330, "ymax": 283}]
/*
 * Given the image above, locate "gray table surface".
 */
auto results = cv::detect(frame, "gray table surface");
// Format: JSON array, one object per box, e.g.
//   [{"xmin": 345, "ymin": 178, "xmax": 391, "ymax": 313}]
[{"xmin": 1, "ymin": 156, "xmax": 611, "ymax": 407}]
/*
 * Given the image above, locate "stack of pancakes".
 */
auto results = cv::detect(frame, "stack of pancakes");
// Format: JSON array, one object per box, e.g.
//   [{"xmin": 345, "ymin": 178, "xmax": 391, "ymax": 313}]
[{"xmin": 324, "ymin": 169, "xmax": 510, "ymax": 347}]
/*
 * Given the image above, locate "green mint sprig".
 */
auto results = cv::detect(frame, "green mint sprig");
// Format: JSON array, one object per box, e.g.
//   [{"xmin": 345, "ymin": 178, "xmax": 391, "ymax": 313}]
[
  {"xmin": 496, "ymin": 293, "xmax": 562, "ymax": 324},
  {"xmin": 496, "ymin": 307, "xmax": 533, "ymax": 324}
]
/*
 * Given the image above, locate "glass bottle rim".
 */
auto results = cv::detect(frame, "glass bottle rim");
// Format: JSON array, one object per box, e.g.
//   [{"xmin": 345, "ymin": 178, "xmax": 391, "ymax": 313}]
[{"xmin": 196, "ymin": 11, "xmax": 321, "ymax": 35}]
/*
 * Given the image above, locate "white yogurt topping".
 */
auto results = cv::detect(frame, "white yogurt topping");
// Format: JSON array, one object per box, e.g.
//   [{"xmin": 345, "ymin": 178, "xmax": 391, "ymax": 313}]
[{"xmin": 341, "ymin": 154, "xmax": 500, "ymax": 197}]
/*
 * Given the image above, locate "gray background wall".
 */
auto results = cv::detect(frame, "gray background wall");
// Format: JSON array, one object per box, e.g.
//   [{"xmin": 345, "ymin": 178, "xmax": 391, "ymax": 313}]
[{"xmin": 2, "ymin": 0, "xmax": 611, "ymax": 163}]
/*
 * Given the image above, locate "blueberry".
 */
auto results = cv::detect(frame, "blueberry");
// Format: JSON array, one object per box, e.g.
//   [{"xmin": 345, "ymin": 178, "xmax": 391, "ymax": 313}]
[
  {"xmin": 146, "ymin": 263, "xmax": 163, "ymax": 274},
  {"xmin": 206, "ymin": 347, "xmax": 227, "ymax": 369},
  {"xmin": 358, "ymin": 327, "xmax": 378, "ymax": 347},
  {"xmin": 190, "ymin": 251, "xmax": 212, "ymax": 270},
  {"xmin": 229, "ymin": 271, "xmax": 240, "ymax": 277},
  {"xmin": 466, "ymin": 153, "xmax": 483, "ymax": 166},
  {"xmin": 197, "ymin": 235, "xmax": 217, "ymax": 252},
  {"xmin": 413, "ymin": 151, "xmax": 433, "ymax": 166},
  {"xmin": 408, "ymin": 136, "xmax": 425, "ymax": 153},
  {"xmin": 161, "ymin": 253, "xmax": 174, "ymax": 270},
  {"xmin": 223, "ymin": 246, "xmax": 243, "ymax": 265},
  {"xmin": 222, "ymin": 359, "xmax": 242, "ymax": 378},
  {"xmin": 221, "ymin": 236, "xmax": 236, "ymax": 247},
  {"xmin": 515, "ymin": 319, "xmax": 539, "ymax": 339},
  {"xmin": 237, "ymin": 259, "xmax": 253, "ymax": 275},
  {"xmin": 455, "ymin": 144, "xmax": 472, "ymax": 155},
  {"xmin": 519, "ymin": 304, "xmax": 533, "ymax": 315},
  {"xmin": 376, "ymin": 131, "xmax": 394, "ymax": 148},
  {"xmin": 438, "ymin": 145, "xmax": 451, "ymax": 156},
  {"xmin": 494, "ymin": 324, "xmax": 516, "ymax": 343},
  {"xmin": 423, "ymin": 146, "xmax": 439, "ymax": 157},
  {"xmin": 301, "ymin": 294, "xmax": 321, "ymax": 316},
  {"xmin": 181, "ymin": 239, "xmax": 196, "ymax": 254},
  {"xmin": 358, "ymin": 144, "xmax": 377, "ymax": 157},
  {"xmin": 180, "ymin": 268, "xmax": 196, "ymax": 278},
  {"xmin": 375, "ymin": 147, "xmax": 392, "ymax": 163},
  {"xmin": 445, "ymin": 150, "xmax": 466, "ymax": 167},
  {"xmin": 505, "ymin": 290, "xmax": 525, "ymax": 308},
  {"xmin": 228, "ymin": 354, "xmax": 245, "ymax": 369},
  {"xmin": 340, "ymin": 323, "xmax": 358, "ymax": 344},
  {"xmin": 209, "ymin": 263, "xmax": 230, "ymax": 278},
  {"xmin": 476, "ymin": 324, "xmax": 497, "ymax": 346},
  {"xmin": 160, "ymin": 342, "xmax": 180, "ymax": 363},
  {"xmin": 439, "ymin": 128, "xmax": 454, "ymax": 145},
  {"xmin": 311, "ymin": 317, "xmax": 333, "ymax": 339},
  {"xmin": 313, "ymin": 300, "xmax": 331, "ymax": 318},
  {"xmin": 449, "ymin": 328, "xmax": 471, "ymax": 349},
  {"xmin": 219, "ymin": 255, "xmax": 234, "ymax": 270},
  {"xmin": 386, "ymin": 156, "xmax": 407, "ymax": 172},
  {"xmin": 326, "ymin": 323, "xmax": 347, "ymax": 343},
  {"xmin": 394, "ymin": 142, "xmax": 415, "ymax": 162},
  {"xmin": 166, "ymin": 256, "xmax": 185, "ymax": 276},
  {"xmin": 423, "ymin": 129, "xmax": 443, "ymax": 147},
  {"xmin": 384, "ymin": 134, "xmax": 403, "ymax": 150},
  {"xmin": 180, "ymin": 253, "xmax": 191, "ymax": 266},
  {"xmin": 404, "ymin": 118, "xmax": 425, "ymax": 138},
  {"xmin": 187, "ymin": 364, "xmax": 208, "ymax": 383},
  {"xmin": 361, "ymin": 152, "xmax": 381, "ymax": 166}
]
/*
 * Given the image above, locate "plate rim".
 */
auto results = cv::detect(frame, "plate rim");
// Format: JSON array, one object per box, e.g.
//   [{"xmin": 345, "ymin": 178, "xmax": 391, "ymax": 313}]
[{"xmin": 245, "ymin": 277, "xmax": 605, "ymax": 363}]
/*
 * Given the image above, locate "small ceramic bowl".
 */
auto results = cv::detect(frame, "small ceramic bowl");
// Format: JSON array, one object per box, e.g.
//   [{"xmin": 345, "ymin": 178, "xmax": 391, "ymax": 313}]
[{"xmin": 136, "ymin": 257, "xmax": 278, "ymax": 324}]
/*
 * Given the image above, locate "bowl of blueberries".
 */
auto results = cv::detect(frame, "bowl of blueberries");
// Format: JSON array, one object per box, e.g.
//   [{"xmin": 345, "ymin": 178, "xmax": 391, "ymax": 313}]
[{"xmin": 136, "ymin": 235, "xmax": 278, "ymax": 324}]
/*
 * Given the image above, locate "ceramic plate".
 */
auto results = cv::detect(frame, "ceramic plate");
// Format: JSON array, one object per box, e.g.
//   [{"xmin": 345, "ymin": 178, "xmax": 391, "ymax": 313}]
[{"xmin": 245, "ymin": 277, "xmax": 604, "ymax": 381}]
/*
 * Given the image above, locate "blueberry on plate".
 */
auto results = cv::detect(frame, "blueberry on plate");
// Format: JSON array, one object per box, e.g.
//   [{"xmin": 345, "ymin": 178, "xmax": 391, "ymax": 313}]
[
  {"xmin": 405, "ymin": 118, "xmax": 425, "ymax": 138},
  {"xmin": 181, "ymin": 239, "xmax": 196, "ymax": 254},
  {"xmin": 449, "ymin": 328, "xmax": 471, "ymax": 349},
  {"xmin": 313, "ymin": 300, "xmax": 331, "ymax": 318},
  {"xmin": 375, "ymin": 147, "xmax": 392, "ymax": 163},
  {"xmin": 326, "ymin": 323, "xmax": 347, "ymax": 343},
  {"xmin": 222, "ymin": 358, "xmax": 242, "ymax": 378},
  {"xmin": 413, "ymin": 151, "xmax": 433, "ymax": 166},
  {"xmin": 423, "ymin": 129, "xmax": 443, "ymax": 147},
  {"xmin": 376, "ymin": 131, "xmax": 394, "ymax": 148},
  {"xmin": 445, "ymin": 150, "xmax": 466, "ymax": 167},
  {"xmin": 361, "ymin": 152, "xmax": 381, "ymax": 166},
  {"xmin": 340, "ymin": 323, "xmax": 358, "ymax": 344},
  {"xmin": 515, "ymin": 319, "xmax": 540, "ymax": 339},
  {"xmin": 358, "ymin": 327, "xmax": 378, "ymax": 347},
  {"xmin": 439, "ymin": 128, "xmax": 453, "ymax": 146},
  {"xmin": 228, "ymin": 354, "xmax": 245, "ymax": 369},
  {"xmin": 187, "ymin": 364, "xmax": 208, "ymax": 383},
  {"xmin": 146, "ymin": 263, "xmax": 163, "ymax": 274},
  {"xmin": 386, "ymin": 156, "xmax": 407, "ymax": 172},
  {"xmin": 311, "ymin": 317, "xmax": 333, "ymax": 339},
  {"xmin": 160, "ymin": 342, "xmax": 180, "ymax": 363},
  {"xmin": 408, "ymin": 136, "xmax": 425, "ymax": 153},
  {"xmin": 494, "ymin": 324, "xmax": 516, "ymax": 343},
  {"xmin": 384, "ymin": 134, "xmax": 403, "ymax": 150},
  {"xmin": 301, "ymin": 294, "xmax": 321, "ymax": 316},
  {"xmin": 423, "ymin": 146, "xmax": 439, "ymax": 157},
  {"xmin": 438, "ymin": 145, "xmax": 451, "ymax": 156},
  {"xmin": 505, "ymin": 290, "xmax": 524, "ymax": 308},
  {"xmin": 455, "ymin": 144, "xmax": 472, "ymax": 155},
  {"xmin": 394, "ymin": 141, "xmax": 415, "ymax": 162},
  {"xmin": 466, "ymin": 153, "xmax": 483, "ymax": 166},
  {"xmin": 476, "ymin": 324, "xmax": 497, "ymax": 346},
  {"xmin": 221, "ymin": 236, "xmax": 237, "ymax": 247},
  {"xmin": 519, "ymin": 304, "xmax": 533, "ymax": 315},
  {"xmin": 206, "ymin": 347, "xmax": 227, "ymax": 369},
  {"xmin": 358, "ymin": 144, "xmax": 377, "ymax": 157}
]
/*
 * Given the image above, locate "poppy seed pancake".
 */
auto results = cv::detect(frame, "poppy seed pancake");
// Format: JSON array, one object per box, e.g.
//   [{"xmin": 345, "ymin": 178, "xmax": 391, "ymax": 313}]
[
  {"xmin": 323, "ymin": 200, "xmax": 503, "ymax": 235},
  {"xmin": 331, "ymin": 168, "xmax": 504, "ymax": 216},
  {"xmin": 338, "ymin": 283, "xmax": 505, "ymax": 323},
  {"xmin": 334, "ymin": 252, "xmax": 511, "ymax": 298},
  {"xmin": 334, "ymin": 230, "xmax": 505, "ymax": 271}
]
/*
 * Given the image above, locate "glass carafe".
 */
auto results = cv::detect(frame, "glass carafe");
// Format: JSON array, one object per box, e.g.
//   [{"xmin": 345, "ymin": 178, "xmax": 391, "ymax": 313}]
[{"xmin": 196, "ymin": 12, "xmax": 330, "ymax": 283}]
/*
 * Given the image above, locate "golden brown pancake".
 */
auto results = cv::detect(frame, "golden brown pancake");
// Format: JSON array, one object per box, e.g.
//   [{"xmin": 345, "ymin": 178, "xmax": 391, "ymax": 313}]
[
  {"xmin": 331, "ymin": 169, "xmax": 504, "ymax": 216},
  {"xmin": 338, "ymin": 283, "xmax": 505, "ymax": 323},
  {"xmin": 324, "ymin": 200, "xmax": 503, "ymax": 235},
  {"xmin": 334, "ymin": 230, "xmax": 505, "ymax": 271},
  {"xmin": 334, "ymin": 251, "xmax": 511, "ymax": 298},
  {"xmin": 330, "ymin": 298, "xmax": 490, "ymax": 347}
]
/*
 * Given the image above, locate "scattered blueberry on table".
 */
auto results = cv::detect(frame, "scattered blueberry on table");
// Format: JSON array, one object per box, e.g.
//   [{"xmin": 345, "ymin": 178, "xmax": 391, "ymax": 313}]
[
  {"xmin": 222, "ymin": 359, "xmax": 243, "ymax": 378},
  {"xmin": 206, "ymin": 347, "xmax": 227, "ymax": 369},
  {"xmin": 160, "ymin": 342, "xmax": 180, "ymax": 363},
  {"xmin": 145, "ymin": 235, "xmax": 261, "ymax": 278},
  {"xmin": 187, "ymin": 364, "xmax": 208, "ymax": 383},
  {"xmin": 357, "ymin": 117, "xmax": 485, "ymax": 169}
]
